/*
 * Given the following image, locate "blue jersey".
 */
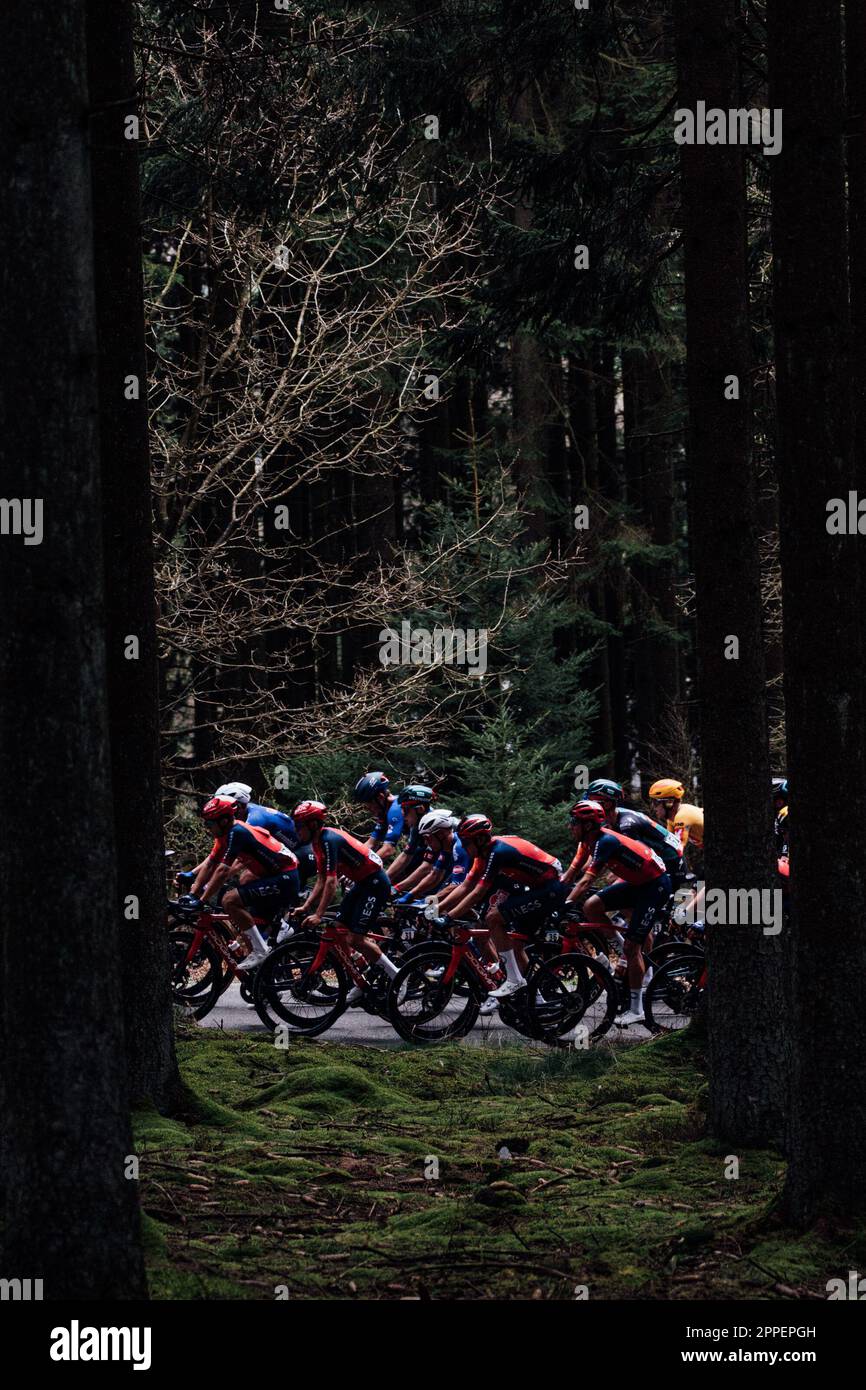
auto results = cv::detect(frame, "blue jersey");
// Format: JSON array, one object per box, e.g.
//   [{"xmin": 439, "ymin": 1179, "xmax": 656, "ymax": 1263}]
[
  {"xmin": 369, "ymin": 796, "xmax": 404, "ymax": 845},
  {"xmin": 248, "ymin": 803, "xmax": 300, "ymax": 851},
  {"xmin": 426, "ymin": 833, "xmax": 472, "ymax": 886}
]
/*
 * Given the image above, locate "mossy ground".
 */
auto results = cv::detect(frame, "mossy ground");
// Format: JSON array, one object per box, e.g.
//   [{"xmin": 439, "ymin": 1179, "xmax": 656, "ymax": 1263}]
[{"xmin": 135, "ymin": 1026, "xmax": 862, "ymax": 1300}]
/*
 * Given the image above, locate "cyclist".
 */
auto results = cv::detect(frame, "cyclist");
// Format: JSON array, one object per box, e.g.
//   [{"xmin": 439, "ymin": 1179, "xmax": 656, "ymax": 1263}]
[
  {"xmin": 411, "ymin": 809, "xmax": 472, "ymax": 902},
  {"xmin": 355, "ymin": 771, "xmax": 403, "ymax": 863},
  {"xmin": 389, "ymin": 784, "xmax": 437, "ymax": 893},
  {"xmin": 563, "ymin": 778, "xmax": 684, "ymax": 886},
  {"xmin": 192, "ymin": 796, "xmax": 301, "ymax": 971},
  {"xmin": 566, "ymin": 799, "xmax": 671, "ymax": 1027},
  {"xmin": 772, "ymin": 778, "xmax": 789, "ymax": 856},
  {"xmin": 217, "ymin": 781, "xmax": 317, "ymax": 885},
  {"xmin": 648, "ymin": 778, "xmax": 704, "ymax": 858},
  {"xmin": 291, "ymin": 800, "xmax": 400, "ymax": 993},
  {"xmin": 440, "ymin": 814, "xmax": 567, "ymax": 1007}
]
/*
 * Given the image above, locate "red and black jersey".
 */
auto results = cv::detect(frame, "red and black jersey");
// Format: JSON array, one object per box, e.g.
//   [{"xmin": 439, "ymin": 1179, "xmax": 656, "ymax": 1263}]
[
  {"xmin": 467, "ymin": 835, "xmax": 560, "ymax": 892},
  {"xmin": 590, "ymin": 829, "xmax": 666, "ymax": 886},
  {"xmin": 314, "ymin": 827, "xmax": 383, "ymax": 883},
  {"xmin": 220, "ymin": 822, "xmax": 299, "ymax": 879}
]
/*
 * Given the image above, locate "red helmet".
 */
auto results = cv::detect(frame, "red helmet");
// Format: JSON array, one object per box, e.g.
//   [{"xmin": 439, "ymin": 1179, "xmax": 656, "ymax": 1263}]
[
  {"xmin": 202, "ymin": 795, "xmax": 237, "ymax": 822},
  {"xmin": 292, "ymin": 799, "xmax": 327, "ymax": 824},
  {"xmin": 569, "ymin": 799, "xmax": 606, "ymax": 827},
  {"xmin": 457, "ymin": 813, "xmax": 493, "ymax": 839}
]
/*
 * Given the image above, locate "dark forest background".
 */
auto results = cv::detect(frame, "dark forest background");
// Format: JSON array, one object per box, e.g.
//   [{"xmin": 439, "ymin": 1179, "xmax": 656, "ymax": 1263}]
[{"xmin": 0, "ymin": 0, "xmax": 864, "ymax": 1299}]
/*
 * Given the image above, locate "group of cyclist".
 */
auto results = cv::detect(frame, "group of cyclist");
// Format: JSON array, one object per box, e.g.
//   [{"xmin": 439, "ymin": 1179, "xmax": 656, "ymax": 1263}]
[{"xmin": 177, "ymin": 768, "xmax": 788, "ymax": 1029}]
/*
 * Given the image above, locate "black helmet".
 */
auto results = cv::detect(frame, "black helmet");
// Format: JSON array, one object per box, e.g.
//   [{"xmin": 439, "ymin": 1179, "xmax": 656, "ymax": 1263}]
[{"xmin": 586, "ymin": 779, "xmax": 623, "ymax": 805}]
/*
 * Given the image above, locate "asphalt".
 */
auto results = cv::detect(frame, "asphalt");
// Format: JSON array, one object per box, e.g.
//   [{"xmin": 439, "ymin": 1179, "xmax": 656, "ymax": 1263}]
[{"xmin": 200, "ymin": 979, "xmax": 649, "ymax": 1047}]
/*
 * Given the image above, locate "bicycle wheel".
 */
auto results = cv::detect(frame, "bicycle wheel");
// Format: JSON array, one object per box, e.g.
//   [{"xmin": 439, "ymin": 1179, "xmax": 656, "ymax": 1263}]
[
  {"xmin": 526, "ymin": 952, "xmax": 618, "ymax": 1043},
  {"xmin": 169, "ymin": 930, "xmax": 226, "ymax": 1020},
  {"xmin": 387, "ymin": 947, "xmax": 481, "ymax": 1043},
  {"xmin": 643, "ymin": 954, "xmax": 706, "ymax": 1033},
  {"xmin": 253, "ymin": 938, "xmax": 349, "ymax": 1036},
  {"xmin": 647, "ymin": 939, "xmax": 705, "ymax": 969}
]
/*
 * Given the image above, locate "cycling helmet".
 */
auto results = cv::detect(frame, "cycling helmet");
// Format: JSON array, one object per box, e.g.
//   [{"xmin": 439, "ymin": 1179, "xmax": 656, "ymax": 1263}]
[
  {"xmin": 649, "ymin": 778, "xmax": 685, "ymax": 800},
  {"xmin": 292, "ymin": 799, "xmax": 328, "ymax": 823},
  {"xmin": 586, "ymin": 778, "xmax": 623, "ymax": 804},
  {"xmin": 772, "ymin": 778, "xmax": 789, "ymax": 800},
  {"xmin": 202, "ymin": 795, "xmax": 237, "ymax": 821},
  {"xmin": 216, "ymin": 781, "xmax": 252, "ymax": 806},
  {"xmin": 418, "ymin": 809, "xmax": 458, "ymax": 836},
  {"xmin": 398, "ymin": 783, "xmax": 435, "ymax": 809},
  {"xmin": 569, "ymin": 799, "xmax": 606, "ymax": 826},
  {"xmin": 457, "ymin": 813, "xmax": 493, "ymax": 839},
  {"xmin": 354, "ymin": 771, "xmax": 390, "ymax": 802}
]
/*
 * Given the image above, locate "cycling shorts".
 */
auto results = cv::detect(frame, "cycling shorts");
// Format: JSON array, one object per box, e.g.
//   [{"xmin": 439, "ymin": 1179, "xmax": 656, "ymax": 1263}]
[
  {"xmin": 337, "ymin": 868, "xmax": 392, "ymax": 935},
  {"xmin": 238, "ymin": 870, "xmax": 300, "ymax": 915},
  {"xmin": 498, "ymin": 879, "xmax": 568, "ymax": 933},
  {"xmin": 597, "ymin": 873, "xmax": 671, "ymax": 942}
]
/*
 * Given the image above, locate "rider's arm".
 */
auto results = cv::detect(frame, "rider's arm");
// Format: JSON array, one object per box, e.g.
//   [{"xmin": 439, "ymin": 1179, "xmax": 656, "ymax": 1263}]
[
  {"xmin": 200, "ymin": 859, "xmax": 233, "ymax": 902},
  {"xmin": 305, "ymin": 875, "xmax": 337, "ymax": 924},
  {"xmin": 188, "ymin": 853, "xmax": 216, "ymax": 897},
  {"xmin": 561, "ymin": 843, "xmax": 589, "ymax": 885},
  {"xmin": 566, "ymin": 868, "xmax": 598, "ymax": 903},
  {"xmin": 387, "ymin": 847, "xmax": 412, "ymax": 882}
]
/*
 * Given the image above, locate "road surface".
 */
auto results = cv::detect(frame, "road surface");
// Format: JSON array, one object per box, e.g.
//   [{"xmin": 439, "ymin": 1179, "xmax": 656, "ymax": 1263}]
[{"xmin": 200, "ymin": 979, "xmax": 648, "ymax": 1046}]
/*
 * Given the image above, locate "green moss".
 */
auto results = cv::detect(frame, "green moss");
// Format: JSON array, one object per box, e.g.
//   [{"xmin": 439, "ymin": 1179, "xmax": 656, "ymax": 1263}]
[{"xmin": 135, "ymin": 1029, "xmax": 863, "ymax": 1301}]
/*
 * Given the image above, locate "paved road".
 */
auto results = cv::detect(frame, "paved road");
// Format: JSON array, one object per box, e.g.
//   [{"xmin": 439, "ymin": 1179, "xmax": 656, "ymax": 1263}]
[{"xmin": 200, "ymin": 979, "xmax": 648, "ymax": 1047}]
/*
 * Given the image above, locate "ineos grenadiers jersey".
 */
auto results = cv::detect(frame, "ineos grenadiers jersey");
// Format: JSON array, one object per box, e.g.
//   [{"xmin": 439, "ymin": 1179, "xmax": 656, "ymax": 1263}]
[
  {"xmin": 468, "ymin": 835, "xmax": 560, "ymax": 893},
  {"xmin": 369, "ymin": 797, "xmax": 404, "ymax": 846},
  {"xmin": 424, "ymin": 833, "xmax": 472, "ymax": 886},
  {"xmin": 220, "ymin": 821, "xmax": 299, "ymax": 879},
  {"xmin": 314, "ymin": 827, "xmax": 383, "ymax": 883},
  {"xmin": 590, "ymin": 829, "xmax": 666, "ymax": 886},
  {"xmin": 247, "ymin": 803, "xmax": 301, "ymax": 851}
]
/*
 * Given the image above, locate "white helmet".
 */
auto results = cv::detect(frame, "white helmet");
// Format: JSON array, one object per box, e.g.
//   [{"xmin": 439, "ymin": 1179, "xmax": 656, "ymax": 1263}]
[
  {"xmin": 216, "ymin": 781, "xmax": 253, "ymax": 806},
  {"xmin": 419, "ymin": 808, "xmax": 458, "ymax": 836}
]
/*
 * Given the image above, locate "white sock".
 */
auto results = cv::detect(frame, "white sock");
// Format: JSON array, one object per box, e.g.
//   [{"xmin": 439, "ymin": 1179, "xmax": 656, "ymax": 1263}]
[
  {"xmin": 246, "ymin": 927, "xmax": 268, "ymax": 957},
  {"xmin": 378, "ymin": 953, "xmax": 400, "ymax": 980},
  {"xmin": 630, "ymin": 989, "xmax": 643, "ymax": 1013},
  {"xmin": 502, "ymin": 949, "xmax": 525, "ymax": 986},
  {"xmin": 612, "ymin": 931, "xmax": 626, "ymax": 952}
]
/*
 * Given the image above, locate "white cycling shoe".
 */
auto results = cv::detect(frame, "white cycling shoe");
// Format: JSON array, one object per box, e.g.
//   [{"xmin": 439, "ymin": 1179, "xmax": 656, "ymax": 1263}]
[
  {"xmin": 615, "ymin": 1008, "xmax": 646, "ymax": 1027},
  {"xmin": 479, "ymin": 995, "xmax": 500, "ymax": 1015},
  {"xmin": 276, "ymin": 920, "xmax": 295, "ymax": 945},
  {"xmin": 236, "ymin": 951, "xmax": 268, "ymax": 973},
  {"xmin": 488, "ymin": 979, "xmax": 524, "ymax": 1000}
]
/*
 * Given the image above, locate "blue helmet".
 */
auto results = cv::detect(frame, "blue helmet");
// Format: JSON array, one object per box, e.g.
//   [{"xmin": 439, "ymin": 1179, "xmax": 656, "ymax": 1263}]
[{"xmin": 354, "ymin": 771, "xmax": 390, "ymax": 802}]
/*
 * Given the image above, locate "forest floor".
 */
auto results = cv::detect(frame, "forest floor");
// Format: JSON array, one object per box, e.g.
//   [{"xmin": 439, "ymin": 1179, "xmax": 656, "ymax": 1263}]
[{"xmin": 135, "ymin": 1025, "xmax": 862, "ymax": 1300}]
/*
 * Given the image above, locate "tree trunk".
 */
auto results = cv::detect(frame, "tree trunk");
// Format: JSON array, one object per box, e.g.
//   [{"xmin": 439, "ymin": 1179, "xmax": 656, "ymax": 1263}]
[
  {"xmin": 769, "ymin": 0, "xmax": 866, "ymax": 1217},
  {"xmin": 0, "ymin": 0, "xmax": 145, "ymax": 1295},
  {"xmin": 676, "ymin": 0, "xmax": 787, "ymax": 1146},
  {"xmin": 86, "ymin": 0, "xmax": 180, "ymax": 1110}
]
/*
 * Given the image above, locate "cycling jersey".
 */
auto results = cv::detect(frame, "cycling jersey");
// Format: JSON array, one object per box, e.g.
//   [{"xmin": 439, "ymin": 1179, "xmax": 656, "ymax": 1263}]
[
  {"xmin": 220, "ymin": 822, "xmax": 299, "ymax": 879},
  {"xmin": 248, "ymin": 803, "xmax": 301, "ymax": 851},
  {"xmin": 369, "ymin": 796, "xmax": 404, "ymax": 846},
  {"xmin": 399, "ymin": 823, "xmax": 427, "ymax": 875},
  {"xmin": 468, "ymin": 835, "xmax": 560, "ymax": 893},
  {"xmin": 567, "ymin": 809, "xmax": 683, "ymax": 878},
  {"xmin": 314, "ymin": 827, "xmax": 383, "ymax": 883},
  {"xmin": 425, "ymin": 833, "xmax": 472, "ymax": 886},
  {"xmin": 589, "ymin": 829, "xmax": 666, "ymax": 886},
  {"xmin": 670, "ymin": 802, "xmax": 703, "ymax": 850}
]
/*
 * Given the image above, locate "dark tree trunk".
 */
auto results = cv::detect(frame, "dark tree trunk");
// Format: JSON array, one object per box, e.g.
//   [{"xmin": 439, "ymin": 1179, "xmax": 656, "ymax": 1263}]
[
  {"xmin": 86, "ymin": 0, "xmax": 180, "ymax": 1110},
  {"xmin": 847, "ymin": 0, "xmax": 866, "ymax": 630},
  {"xmin": 596, "ymin": 349, "xmax": 630, "ymax": 781},
  {"xmin": 676, "ymin": 0, "xmax": 787, "ymax": 1146},
  {"xmin": 0, "ymin": 0, "xmax": 145, "ymax": 1295},
  {"xmin": 769, "ymin": 0, "xmax": 866, "ymax": 1218}
]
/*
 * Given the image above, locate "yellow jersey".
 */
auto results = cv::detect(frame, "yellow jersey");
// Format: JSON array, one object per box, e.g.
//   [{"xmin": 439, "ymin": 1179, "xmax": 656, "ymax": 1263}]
[{"xmin": 669, "ymin": 802, "xmax": 703, "ymax": 851}]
